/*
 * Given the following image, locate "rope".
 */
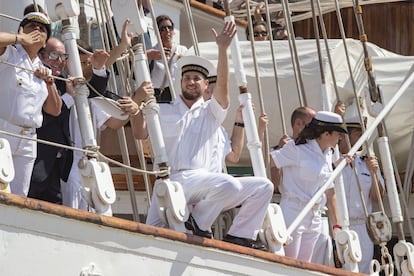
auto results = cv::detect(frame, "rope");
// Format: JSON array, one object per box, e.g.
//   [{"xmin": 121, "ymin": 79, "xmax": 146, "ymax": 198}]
[
  {"xmin": 352, "ymin": 0, "xmax": 409, "ymax": 243},
  {"xmin": 0, "ymin": 58, "xmax": 129, "ymax": 117},
  {"xmin": 245, "ymin": 0, "xmax": 271, "ymax": 177},
  {"xmin": 145, "ymin": 0, "xmax": 177, "ymax": 100},
  {"xmin": 262, "ymin": 0, "xmax": 287, "ymax": 134},
  {"xmin": 183, "ymin": 0, "xmax": 200, "ymax": 56},
  {"xmin": 0, "ymin": 13, "xmax": 20, "ymax": 22},
  {"xmin": 280, "ymin": 0, "xmax": 307, "ymax": 106},
  {"xmin": 92, "ymin": 0, "xmax": 144, "ymax": 220},
  {"xmin": 314, "ymin": 0, "xmax": 340, "ymax": 101},
  {"xmin": 0, "ymin": 129, "xmax": 166, "ymax": 176}
]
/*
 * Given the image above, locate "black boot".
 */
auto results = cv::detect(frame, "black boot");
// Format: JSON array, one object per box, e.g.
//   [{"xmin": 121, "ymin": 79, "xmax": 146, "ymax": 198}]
[
  {"xmin": 185, "ymin": 214, "xmax": 213, "ymax": 239},
  {"xmin": 223, "ymin": 234, "xmax": 266, "ymax": 251}
]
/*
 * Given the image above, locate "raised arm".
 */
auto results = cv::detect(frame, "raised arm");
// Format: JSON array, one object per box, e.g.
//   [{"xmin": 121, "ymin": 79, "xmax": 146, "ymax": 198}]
[
  {"xmin": 130, "ymin": 80, "xmax": 155, "ymax": 139},
  {"xmin": 226, "ymin": 105, "xmax": 245, "ymax": 163},
  {"xmin": 106, "ymin": 19, "xmax": 132, "ymax": 68},
  {"xmin": 34, "ymin": 67, "xmax": 62, "ymax": 116},
  {"xmin": 0, "ymin": 27, "xmax": 40, "ymax": 55},
  {"xmin": 211, "ymin": 21, "xmax": 236, "ymax": 109}
]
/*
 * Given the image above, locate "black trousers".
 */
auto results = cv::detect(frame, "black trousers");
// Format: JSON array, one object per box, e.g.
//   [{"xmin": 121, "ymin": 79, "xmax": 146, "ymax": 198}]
[{"xmin": 28, "ymin": 159, "xmax": 62, "ymax": 204}]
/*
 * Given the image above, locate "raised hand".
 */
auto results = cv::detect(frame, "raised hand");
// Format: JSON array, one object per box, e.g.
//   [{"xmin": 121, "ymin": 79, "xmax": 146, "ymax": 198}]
[
  {"xmin": 120, "ymin": 19, "xmax": 133, "ymax": 47},
  {"xmin": 334, "ymin": 101, "xmax": 346, "ymax": 117},
  {"xmin": 17, "ymin": 26, "xmax": 43, "ymax": 46},
  {"xmin": 146, "ymin": 48, "xmax": 162, "ymax": 60},
  {"xmin": 90, "ymin": 49, "xmax": 110, "ymax": 70},
  {"xmin": 212, "ymin": 21, "xmax": 236, "ymax": 50}
]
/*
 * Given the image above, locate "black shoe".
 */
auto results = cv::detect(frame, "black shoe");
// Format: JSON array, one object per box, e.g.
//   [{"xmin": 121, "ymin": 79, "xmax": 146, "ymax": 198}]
[
  {"xmin": 223, "ymin": 234, "xmax": 266, "ymax": 251},
  {"xmin": 185, "ymin": 214, "xmax": 213, "ymax": 239}
]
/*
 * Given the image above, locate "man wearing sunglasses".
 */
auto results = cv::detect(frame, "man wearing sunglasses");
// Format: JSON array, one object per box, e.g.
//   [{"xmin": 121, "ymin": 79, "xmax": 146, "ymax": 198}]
[
  {"xmin": 146, "ymin": 14, "xmax": 188, "ymax": 103},
  {"xmin": 29, "ymin": 37, "xmax": 76, "ymax": 204},
  {"xmin": 29, "ymin": 36, "xmax": 119, "ymax": 205}
]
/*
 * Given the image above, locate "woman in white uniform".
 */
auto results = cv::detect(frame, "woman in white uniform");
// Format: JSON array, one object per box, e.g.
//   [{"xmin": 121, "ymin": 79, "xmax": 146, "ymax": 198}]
[
  {"xmin": 0, "ymin": 12, "xmax": 62, "ymax": 196},
  {"xmin": 271, "ymin": 111, "xmax": 347, "ymax": 262}
]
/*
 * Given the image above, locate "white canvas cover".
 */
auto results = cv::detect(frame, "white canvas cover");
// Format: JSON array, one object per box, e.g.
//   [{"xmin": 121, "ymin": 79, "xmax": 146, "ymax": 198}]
[{"xmin": 184, "ymin": 39, "xmax": 414, "ymax": 170}]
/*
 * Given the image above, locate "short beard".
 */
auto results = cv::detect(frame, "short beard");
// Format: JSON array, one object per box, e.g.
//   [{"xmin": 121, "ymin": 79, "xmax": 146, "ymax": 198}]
[{"xmin": 181, "ymin": 89, "xmax": 201, "ymax": 101}]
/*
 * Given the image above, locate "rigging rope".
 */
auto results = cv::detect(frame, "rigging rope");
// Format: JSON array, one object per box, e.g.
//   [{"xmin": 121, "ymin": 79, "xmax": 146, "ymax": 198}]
[
  {"xmin": 99, "ymin": 0, "xmax": 142, "ymax": 220},
  {"xmin": 0, "ymin": 129, "xmax": 165, "ymax": 176},
  {"xmin": 262, "ymin": 0, "xmax": 287, "ymax": 134},
  {"xmin": 183, "ymin": 0, "xmax": 200, "ymax": 56},
  {"xmin": 280, "ymin": 0, "xmax": 307, "ymax": 106}
]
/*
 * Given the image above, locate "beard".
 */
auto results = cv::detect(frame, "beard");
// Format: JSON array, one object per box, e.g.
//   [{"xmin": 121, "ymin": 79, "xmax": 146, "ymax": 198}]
[{"xmin": 181, "ymin": 89, "xmax": 202, "ymax": 101}]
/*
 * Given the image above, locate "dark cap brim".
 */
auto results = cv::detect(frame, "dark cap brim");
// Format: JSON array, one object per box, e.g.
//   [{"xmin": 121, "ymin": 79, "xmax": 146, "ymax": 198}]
[{"xmin": 312, "ymin": 118, "xmax": 348, "ymax": 133}]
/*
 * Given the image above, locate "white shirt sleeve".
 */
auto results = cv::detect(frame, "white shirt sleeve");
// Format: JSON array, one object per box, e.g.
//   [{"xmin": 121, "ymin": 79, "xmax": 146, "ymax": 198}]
[
  {"xmin": 271, "ymin": 140, "xmax": 298, "ymax": 168},
  {"xmin": 92, "ymin": 66, "xmax": 107, "ymax": 78},
  {"xmin": 209, "ymin": 95, "xmax": 228, "ymax": 125},
  {"xmin": 61, "ymin": 93, "xmax": 75, "ymax": 108}
]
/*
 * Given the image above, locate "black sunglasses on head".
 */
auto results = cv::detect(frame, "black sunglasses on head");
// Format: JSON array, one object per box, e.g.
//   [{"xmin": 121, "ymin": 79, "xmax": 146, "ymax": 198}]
[
  {"xmin": 159, "ymin": 25, "xmax": 174, "ymax": 32},
  {"xmin": 48, "ymin": 51, "xmax": 69, "ymax": 61}
]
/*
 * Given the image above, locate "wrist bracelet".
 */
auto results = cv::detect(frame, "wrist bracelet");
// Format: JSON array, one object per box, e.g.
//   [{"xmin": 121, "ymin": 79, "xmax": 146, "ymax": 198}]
[
  {"xmin": 14, "ymin": 34, "xmax": 18, "ymax": 45},
  {"xmin": 332, "ymin": 224, "xmax": 342, "ymax": 230},
  {"xmin": 234, "ymin": 122, "xmax": 245, "ymax": 128}
]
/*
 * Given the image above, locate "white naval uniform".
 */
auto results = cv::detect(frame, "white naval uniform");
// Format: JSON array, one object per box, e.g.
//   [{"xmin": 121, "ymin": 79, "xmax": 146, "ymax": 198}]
[
  {"xmin": 146, "ymin": 97, "xmax": 273, "ymax": 240},
  {"xmin": 343, "ymin": 155, "xmax": 384, "ymax": 274},
  {"xmin": 0, "ymin": 44, "xmax": 48, "ymax": 196},
  {"xmin": 271, "ymin": 139, "xmax": 334, "ymax": 261}
]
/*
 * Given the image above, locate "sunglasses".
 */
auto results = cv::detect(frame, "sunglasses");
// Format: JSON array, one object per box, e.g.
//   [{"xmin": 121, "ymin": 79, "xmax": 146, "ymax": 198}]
[
  {"xmin": 48, "ymin": 51, "xmax": 69, "ymax": 61},
  {"xmin": 253, "ymin": 31, "xmax": 268, "ymax": 37},
  {"xmin": 159, "ymin": 25, "xmax": 174, "ymax": 32}
]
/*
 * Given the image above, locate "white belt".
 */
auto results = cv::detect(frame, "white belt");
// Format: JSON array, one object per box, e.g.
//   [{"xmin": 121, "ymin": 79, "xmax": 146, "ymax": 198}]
[
  {"xmin": 0, "ymin": 118, "xmax": 35, "ymax": 135},
  {"xmin": 283, "ymin": 194, "xmax": 324, "ymax": 216}
]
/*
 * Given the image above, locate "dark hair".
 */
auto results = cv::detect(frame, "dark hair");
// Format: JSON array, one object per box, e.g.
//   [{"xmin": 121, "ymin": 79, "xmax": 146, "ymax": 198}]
[
  {"xmin": 23, "ymin": 4, "xmax": 45, "ymax": 15},
  {"xmin": 295, "ymin": 119, "xmax": 334, "ymax": 145},
  {"xmin": 156, "ymin": 15, "xmax": 174, "ymax": 29},
  {"xmin": 246, "ymin": 20, "xmax": 267, "ymax": 40}
]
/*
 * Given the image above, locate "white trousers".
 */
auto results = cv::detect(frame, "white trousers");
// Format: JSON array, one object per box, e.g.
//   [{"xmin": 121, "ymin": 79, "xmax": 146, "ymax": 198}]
[
  {"xmin": 61, "ymin": 157, "xmax": 88, "ymax": 210},
  {"xmin": 280, "ymin": 196, "xmax": 323, "ymax": 262},
  {"xmin": 0, "ymin": 119, "xmax": 36, "ymax": 196},
  {"xmin": 350, "ymin": 222, "xmax": 373, "ymax": 274},
  {"xmin": 146, "ymin": 169, "xmax": 274, "ymax": 240},
  {"xmin": 311, "ymin": 217, "xmax": 334, "ymax": 266}
]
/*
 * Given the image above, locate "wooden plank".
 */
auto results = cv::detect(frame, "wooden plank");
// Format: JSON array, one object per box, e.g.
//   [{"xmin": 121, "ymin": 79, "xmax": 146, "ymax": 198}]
[{"xmin": 294, "ymin": 1, "xmax": 414, "ymax": 55}]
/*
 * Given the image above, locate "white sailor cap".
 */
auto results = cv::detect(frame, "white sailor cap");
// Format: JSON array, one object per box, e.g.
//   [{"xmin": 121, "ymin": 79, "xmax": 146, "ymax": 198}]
[
  {"xmin": 20, "ymin": 12, "xmax": 51, "ymax": 39},
  {"xmin": 312, "ymin": 111, "xmax": 347, "ymax": 133},
  {"xmin": 207, "ymin": 66, "xmax": 218, "ymax": 84},
  {"xmin": 177, "ymin": 55, "xmax": 215, "ymax": 79}
]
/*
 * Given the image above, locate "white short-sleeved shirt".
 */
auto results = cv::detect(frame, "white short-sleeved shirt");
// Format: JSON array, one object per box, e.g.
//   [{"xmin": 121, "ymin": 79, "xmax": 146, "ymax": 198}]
[
  {"xmin": 0, "ymin": 45, "xmax": 48, "ymax": 128},
  {"xmin": 159, "ymin": 96, "xmax": 227, "ymax": 172},
  {"xmin": 271, "ymin": 139, "xmax": 334, "ymax": 205},
  {"xmin": 150, "ymin": 43, "xmax": 188, "ymax": 89},
  {"xmin": 208, "ymin": 126, "xmax": 231, "ymax": 173},
  {"xmin": 343, "ymin": 155, "xmax": 385, "ymax": 219}
]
